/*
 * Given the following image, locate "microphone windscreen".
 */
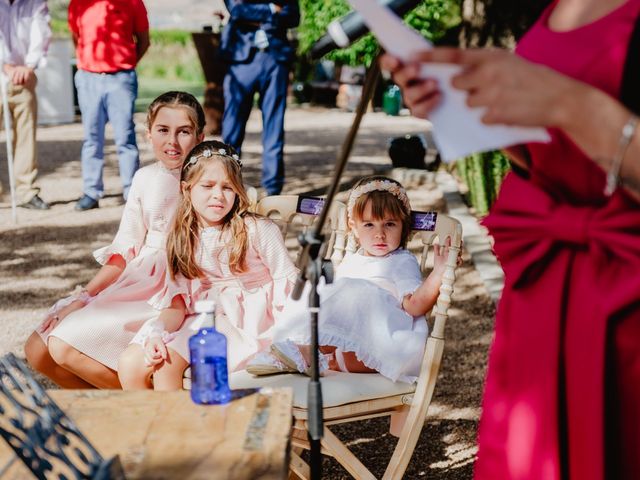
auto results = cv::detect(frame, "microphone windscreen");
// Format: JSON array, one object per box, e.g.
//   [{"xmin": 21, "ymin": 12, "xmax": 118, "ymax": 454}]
[
  {"xmin": 308, "ymin": 0, "xmax": 422, "ymax": 60},
  {"xmin": 309, "ymin": 33, "xmax": 337, "ymax": 60}
]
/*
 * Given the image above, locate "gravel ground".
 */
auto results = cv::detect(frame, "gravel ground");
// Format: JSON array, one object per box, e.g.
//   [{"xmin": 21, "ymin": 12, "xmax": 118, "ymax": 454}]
[{"xmin": 0, "ymin": 106, "xmax": 495, "ymax": 479}]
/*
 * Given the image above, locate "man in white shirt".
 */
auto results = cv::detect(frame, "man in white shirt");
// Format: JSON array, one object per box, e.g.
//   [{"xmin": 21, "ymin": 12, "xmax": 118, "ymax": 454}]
[{"xmin": 0, "ymin": 0, "xmax": 51, "ymax": 209}]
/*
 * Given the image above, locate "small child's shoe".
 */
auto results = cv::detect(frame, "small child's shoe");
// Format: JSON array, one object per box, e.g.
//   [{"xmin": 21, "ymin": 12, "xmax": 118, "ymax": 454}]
[
  {"xmin": 246, "ymin": 351, "xmax": 297, "ymax": 376},
  {"xmin": 271, "ymin": 340, "xmax": 329, "ymax": 376}
]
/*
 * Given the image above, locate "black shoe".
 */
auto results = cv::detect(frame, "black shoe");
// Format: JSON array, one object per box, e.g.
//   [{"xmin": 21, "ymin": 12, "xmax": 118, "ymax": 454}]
[
  {"xmin": 19, "ymin": 195, "xmax": 50, "ymax": 210},
  {"xmin": 74, "ymin": 194, "xmax": 99, "ymax": 211}
]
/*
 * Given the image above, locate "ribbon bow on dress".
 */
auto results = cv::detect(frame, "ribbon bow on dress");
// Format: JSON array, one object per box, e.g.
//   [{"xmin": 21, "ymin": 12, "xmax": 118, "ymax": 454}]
[{"xmin": 476, "ymin": 172, "xmax": 640, "ymax": 480}]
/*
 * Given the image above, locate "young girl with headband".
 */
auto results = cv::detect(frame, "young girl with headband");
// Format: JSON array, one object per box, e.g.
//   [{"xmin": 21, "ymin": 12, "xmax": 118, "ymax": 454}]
[
  {"xmin": 24, "ymin": 91, "xmax": 206, "ymax": 388},
  {"xmin": 249, "ymin": 175, "xmax": 452, "ymax": 383},
  {"xmin": 117, "ymin": 140, "xmax": 298, "ymax": 390}
]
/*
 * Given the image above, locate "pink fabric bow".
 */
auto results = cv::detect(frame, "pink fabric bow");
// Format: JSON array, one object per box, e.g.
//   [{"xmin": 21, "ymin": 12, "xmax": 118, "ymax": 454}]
[{"xmin": 475, "ymin": 173, "xmax": 640, "ymax": 480}]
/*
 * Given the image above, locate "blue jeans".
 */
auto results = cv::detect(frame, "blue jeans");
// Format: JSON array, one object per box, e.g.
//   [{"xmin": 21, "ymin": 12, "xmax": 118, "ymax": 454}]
[{"xmin": 75, "ymin": 69, "xmax": 139, "ymax": 200}]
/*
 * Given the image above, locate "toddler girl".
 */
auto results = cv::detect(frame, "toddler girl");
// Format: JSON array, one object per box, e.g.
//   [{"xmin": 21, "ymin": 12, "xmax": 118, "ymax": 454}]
[
  {"xmin": 117, "ymin": 140, "xmax": 298, "ymax": 390},
  {"xmin": 24, "ymin": 91, "xmax": 205, "ymax": 388},
  {"xmin": 250, "ymin": 175, "xmax": 451, "ymax": 383}
]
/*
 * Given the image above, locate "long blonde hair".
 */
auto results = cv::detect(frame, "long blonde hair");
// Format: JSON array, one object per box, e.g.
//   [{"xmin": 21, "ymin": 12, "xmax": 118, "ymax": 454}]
[
  {"xmin": 166, "ymin": 140, "xmax": 254, "ymax": 279},
  {"xmin": 349, "ymin": 175, "xmax": 412, "ymax": 248}
]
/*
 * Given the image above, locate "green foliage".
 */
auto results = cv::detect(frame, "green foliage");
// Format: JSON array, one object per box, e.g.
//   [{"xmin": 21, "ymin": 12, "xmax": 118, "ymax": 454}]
[
  {"xmin": 149, "ymin": 30, "xmax": 193, "ymax": 47},
  {"xmin": 136, "ymin": 30, "xmax": 204, "ymax": 84},
  {"xmin": 297, "ymin": 0, "xmax": 462, "ymax": 66},
  {"xmin": 135, "ymin": 30, "xmax": 205, "ymax": 111},
  {"xmin": 50, "ymin": 18, "xmax": 70, "ymax": 37},
  {"xmin": 455, "ymin": 151, "xmax": 511, "ymax": 216}
]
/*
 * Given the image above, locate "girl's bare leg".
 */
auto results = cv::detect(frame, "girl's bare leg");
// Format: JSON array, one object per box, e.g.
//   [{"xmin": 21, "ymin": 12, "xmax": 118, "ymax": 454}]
[
  {"xmin": 306, "ymin": 345, "xmax": 376, "ymax": 373},
  {"xmin": 48, "ymin": 337, "xmax": 121, "ymax": 389},
  {"xmin": 336, "ymin": 351, "xmax": 377, "ymax": 373},
  {"xmin": 152, "ymin": 348, "xmax": 188, "ymax": 391},
  {"xmin": 24, "ymin": 333, "xmax": 94, "ymax": 389},
  {"xmin": 117, "ymin": 345, "xmax": 154, "ymax": 390}
]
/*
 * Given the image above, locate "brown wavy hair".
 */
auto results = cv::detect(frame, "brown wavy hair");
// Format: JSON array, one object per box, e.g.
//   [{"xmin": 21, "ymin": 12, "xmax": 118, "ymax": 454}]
[
  {"xmin": 166, "ymin": 140, "xmax": 254, "ymax": 279},
  {"xmin": 146, "ymin": 91, "xmax": 206, "ymax": 136},
  {"xmin": 349, "ymin": 175, "xmax": 412, "ymax": 249}
]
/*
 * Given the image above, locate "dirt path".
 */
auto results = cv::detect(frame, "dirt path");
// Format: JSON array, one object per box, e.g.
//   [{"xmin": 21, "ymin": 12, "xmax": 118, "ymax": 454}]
[{"xmin": 0, "ymin": 106, "xmax": 495, "ymax": 479}]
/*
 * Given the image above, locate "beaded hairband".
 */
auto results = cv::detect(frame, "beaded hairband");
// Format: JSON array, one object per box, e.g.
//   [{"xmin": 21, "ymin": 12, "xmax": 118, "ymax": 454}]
[
  {"xmin": 184, "ymin": 147, "xmax": 242, "ymax": 170},
  {"xmin": 347, "ymin": 179, "xmax": 411, "ymax": 220}
]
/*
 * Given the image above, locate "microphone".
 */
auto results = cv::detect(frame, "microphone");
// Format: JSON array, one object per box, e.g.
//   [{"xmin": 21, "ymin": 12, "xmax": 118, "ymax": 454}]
[{"xmin": 309, "ymin": 0, "xmax": 422, "ymax": 60}]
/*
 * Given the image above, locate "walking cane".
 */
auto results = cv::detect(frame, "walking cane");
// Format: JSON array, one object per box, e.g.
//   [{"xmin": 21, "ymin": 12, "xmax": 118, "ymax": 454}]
[{"xmin": 0, "ymin": 73, "xmax": 17, "ymax": 223}]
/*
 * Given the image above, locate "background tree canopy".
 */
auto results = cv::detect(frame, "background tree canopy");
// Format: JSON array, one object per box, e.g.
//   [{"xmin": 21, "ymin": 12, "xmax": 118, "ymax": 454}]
[
  {"xmin": 296, "ymin": 0, "xmax": 554, "ymax": 66},
  {"xmin": 297, "ymin": 0, "xmax": 462, "ymax": 66}
]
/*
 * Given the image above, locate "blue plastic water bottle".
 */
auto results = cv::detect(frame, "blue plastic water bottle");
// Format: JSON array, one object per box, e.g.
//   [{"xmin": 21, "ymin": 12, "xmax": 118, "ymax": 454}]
[{"xmin": 189, "ymin": 300, "xmax": 231, "ymax": 405}]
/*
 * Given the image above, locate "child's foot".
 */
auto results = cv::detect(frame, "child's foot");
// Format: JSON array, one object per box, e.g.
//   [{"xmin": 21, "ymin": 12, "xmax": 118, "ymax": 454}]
[
  {"xmin": 246, "ymin": 351, "xmax": 297, "ymax": 376},
  {"xmin": 271, "ymin": 340, "xmax": 329, "ymax": 376}
]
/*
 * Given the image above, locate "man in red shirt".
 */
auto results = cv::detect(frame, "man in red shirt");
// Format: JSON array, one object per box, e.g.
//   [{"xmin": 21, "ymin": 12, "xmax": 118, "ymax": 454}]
[{"xmin": 68, "ymin": 0, "xmax": 150, "ymax": 210}]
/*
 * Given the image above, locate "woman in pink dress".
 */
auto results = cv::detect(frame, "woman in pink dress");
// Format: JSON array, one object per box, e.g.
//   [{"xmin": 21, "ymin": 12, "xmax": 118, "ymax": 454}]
[
  {"xmin": 24, "ymin": 91, "xmax": 205, "ymax": 389},
  {"xmin": 382, "ymin": 0, "xmax": 640, "ymax": 478},
  {"xmin": 117, "ymin": 140, "xmax": 298, "ymax": 391}
]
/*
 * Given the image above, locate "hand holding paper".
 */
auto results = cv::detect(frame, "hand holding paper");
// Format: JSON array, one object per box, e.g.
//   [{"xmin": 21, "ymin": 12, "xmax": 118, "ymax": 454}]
[{"xmin": 348, "ymin": 0, "xmax": 550, "ymax": 162}]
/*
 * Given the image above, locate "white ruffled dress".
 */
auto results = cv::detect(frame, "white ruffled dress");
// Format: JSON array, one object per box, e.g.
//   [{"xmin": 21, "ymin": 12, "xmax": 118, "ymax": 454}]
[
  {"xmin": 41, "ymin": 163, "xmax": 181, "ymax": 370},
  {"xmin": 132, "ymin": 217, "xmax": 299, "ymax": 372},
  {"xmin": 272, "ymin": 249, "xmax": 428, "ymax": 383}
]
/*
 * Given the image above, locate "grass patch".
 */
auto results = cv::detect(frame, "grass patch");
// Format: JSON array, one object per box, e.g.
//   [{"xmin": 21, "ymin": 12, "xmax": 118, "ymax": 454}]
[
  {"xmin": 135, "ymin": 31, "xmax": 206, "ymax": 112},
  {"xmin": 136, "ymin": 78, "xmax": 204, "ymax": 112}
]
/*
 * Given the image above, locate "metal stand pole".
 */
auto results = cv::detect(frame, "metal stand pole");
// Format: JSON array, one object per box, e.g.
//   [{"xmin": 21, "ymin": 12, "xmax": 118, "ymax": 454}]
[
  {"xmin": 292, "ymin": 55, "xmax": 381, "ymax": 480},
  {"xmin": 1, "ymin": 74, "xmax": 18, "ymax": 223}
]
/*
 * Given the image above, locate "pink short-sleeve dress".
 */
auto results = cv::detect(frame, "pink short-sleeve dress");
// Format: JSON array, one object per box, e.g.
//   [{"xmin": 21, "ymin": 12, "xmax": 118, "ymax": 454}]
[
  {"xmin": 40, "ymin": 162, "xmax": 181, "ymax": 370},
  {"xmin": 133, "ymin": 216, "xmax": 298, "ymax": 371}
]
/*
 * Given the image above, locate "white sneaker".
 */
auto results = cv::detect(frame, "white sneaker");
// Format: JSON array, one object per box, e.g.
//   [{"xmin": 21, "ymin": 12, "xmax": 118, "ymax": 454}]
[
  {"xmin": 271, "ymin": 340, "xmax": 329, "ymax": 376},
  {"xmin": 246, "ymin": 351, "xmax": 297, "ymax": 376}
]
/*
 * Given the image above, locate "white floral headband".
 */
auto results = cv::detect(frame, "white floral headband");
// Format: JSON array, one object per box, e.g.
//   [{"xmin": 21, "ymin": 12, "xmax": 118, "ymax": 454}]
[
  {"xmin": 185, "ymin": 147, "xmax": 242, "ymax": 170},
  {"xmin": 347, "ymin": 179, "xmax": 411, "ymax": 220}
]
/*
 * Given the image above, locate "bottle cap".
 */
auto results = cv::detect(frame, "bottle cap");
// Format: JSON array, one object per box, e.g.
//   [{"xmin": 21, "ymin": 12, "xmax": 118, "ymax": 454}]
[{"xmin": 194, "ymin": 300, "xmax": 215, "ymax": 314}]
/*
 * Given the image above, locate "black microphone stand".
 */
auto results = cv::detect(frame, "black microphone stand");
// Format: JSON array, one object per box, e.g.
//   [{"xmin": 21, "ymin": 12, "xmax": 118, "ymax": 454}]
[{"xmin": 291, "ymin": 54, "xmax": 381, "ymax": 480}]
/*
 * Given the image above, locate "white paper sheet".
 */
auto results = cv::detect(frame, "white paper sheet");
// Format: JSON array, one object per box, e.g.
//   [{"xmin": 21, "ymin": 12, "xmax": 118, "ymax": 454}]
[{"xmin": 348, "ymin": 0, "xmax": 551, "ymax": 162}]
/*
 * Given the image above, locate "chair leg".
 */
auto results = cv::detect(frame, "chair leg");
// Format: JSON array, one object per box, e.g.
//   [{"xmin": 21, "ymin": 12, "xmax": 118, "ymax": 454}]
[
  {"xmin": 389, "ymin": 406, "xmax": 410, "ymax": 438},
  {"xmin": 382, "ymin": 338, "xmax": 444, "ymax": 480},
  {"xmin": 289, "ymin": 448, "xmax": 310, "ymax": 480},
  {"xmin": 320, "ymin": 426, "xmax": 376, "ymax": 480}
]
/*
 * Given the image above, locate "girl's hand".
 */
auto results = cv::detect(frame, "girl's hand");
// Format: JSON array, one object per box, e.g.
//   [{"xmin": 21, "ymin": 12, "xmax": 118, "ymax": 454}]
[
  {"xmin": 432, "ymin": 241, "xmax": 449, "ymax": 278},
  {"xmin": 432, "ymin": 238, "xmax": 463, "ymax": 277},
  {"xmin": 143, "ymin": 337, "xmax": 167, "ymax": 366},
  {"xmin": 38, "ymin": 299, "xmax": 85, "ymax": 334}
]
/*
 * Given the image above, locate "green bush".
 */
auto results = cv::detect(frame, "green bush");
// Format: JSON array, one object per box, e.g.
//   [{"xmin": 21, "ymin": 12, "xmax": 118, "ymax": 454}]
[
  {"xmin": 455, "ymin": 151, "xmax": 511, "ymax": 216},
  {"xmin": 135, "ymin": 31, "xmax": 205, "ymax": 112},
  {"xmin": 149, "ymin": 29, "xmax": 193, "ymax": 47},
  {"xmin": 136, "ymin": 33, "xmax": 204, "ymax": 84}
]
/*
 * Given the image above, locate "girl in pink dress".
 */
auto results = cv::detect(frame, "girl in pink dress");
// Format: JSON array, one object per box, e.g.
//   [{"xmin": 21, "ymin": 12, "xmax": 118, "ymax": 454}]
[
  {"xmin": 24, "ymin": 91, "xmax": 205, "ymax": 389},
  {"xmin": 117, "ymin": 140, "xmax": 298, "ymax": 390}
]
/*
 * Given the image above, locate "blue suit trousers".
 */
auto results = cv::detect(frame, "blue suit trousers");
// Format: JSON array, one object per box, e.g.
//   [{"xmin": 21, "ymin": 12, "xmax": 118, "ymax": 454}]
[{"xmin": 222, "ymin": 51, "xmax": 289, "ymax": 195}]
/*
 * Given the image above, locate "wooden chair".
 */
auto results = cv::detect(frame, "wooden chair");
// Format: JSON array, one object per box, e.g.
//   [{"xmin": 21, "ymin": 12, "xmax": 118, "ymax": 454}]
[
  {"xmin": 256, "ymin": 194, "xmax": 349, "ymax": 265},
  {"xmin": 245, "ymin": 184, "xmax": 259, "ymax": 212},
  {"xmin": 229, "ymin": 205, "xmax": 463, "ymax": 479}
]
